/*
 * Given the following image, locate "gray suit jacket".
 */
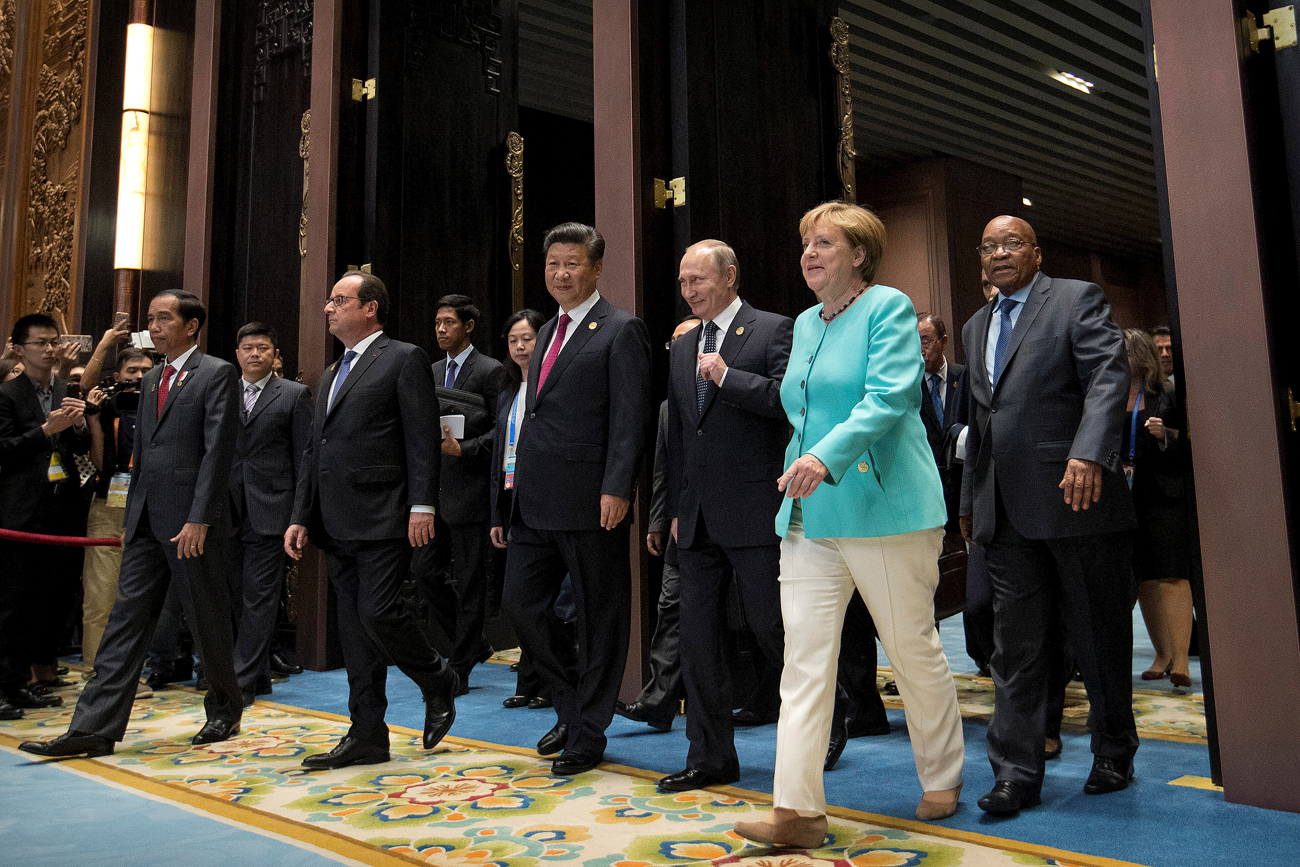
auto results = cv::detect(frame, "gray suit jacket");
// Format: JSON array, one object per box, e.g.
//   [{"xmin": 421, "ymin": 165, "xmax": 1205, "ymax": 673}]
[
  {"xmin": 960, "ymin": 274, "xmax": 1135, "ymax": 543},
  {"xmin": 666, "ymin": 301, "xmax": 793, "ymax": 550},
  {"xmin": 229, "ymin": 377, "xmax": 313, "ymax": 537},
  {"xmin": 432, "ymin": 347, "xmax": 501, "ymax": 526},
  {"xmin": 124, "ymin": 349, "xmax": 240, "ymax": 541},
  {"xmin": 293, "ymin": 333, "xmax": 441, "ymax": 542}
]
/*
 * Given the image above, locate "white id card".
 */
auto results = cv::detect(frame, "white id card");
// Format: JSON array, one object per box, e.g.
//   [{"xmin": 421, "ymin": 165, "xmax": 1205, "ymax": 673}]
[
  {"xmin": 504, "ymin": 454, "xmax": 516, "ymax": 489},
  {"xmin": 107, "ymin": 472, "xmax": 131, "ymax": 508}
]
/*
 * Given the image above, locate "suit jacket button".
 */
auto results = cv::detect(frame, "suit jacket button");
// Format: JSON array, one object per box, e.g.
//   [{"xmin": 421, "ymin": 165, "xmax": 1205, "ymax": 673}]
[
  {"xmin": 800, "ymin": 380, "xmax": 805, "ymax": 388},
  {"xmin": 697, "ymin": 430, "xmax": 703, "ymax": 436},
  {"xmin": 529, "ymin": 412, "xmax": 536, "ymax": 419},
  {"xmin": 321, "ymin": 437, "xmax": 327, "ymax": 445},
  {"xmin": 858, "ymin": 461, "xmax": 869, "ymax": 473},
  {"xmin": 799, "ymin": 408, "xmax": 805, "ymax": 416}
]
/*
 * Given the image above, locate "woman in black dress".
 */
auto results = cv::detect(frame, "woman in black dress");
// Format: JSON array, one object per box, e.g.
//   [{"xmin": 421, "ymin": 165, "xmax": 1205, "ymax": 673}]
[{"xmin": 1123, "ymin": 329, "xmax": 1193, "ymax": 688}]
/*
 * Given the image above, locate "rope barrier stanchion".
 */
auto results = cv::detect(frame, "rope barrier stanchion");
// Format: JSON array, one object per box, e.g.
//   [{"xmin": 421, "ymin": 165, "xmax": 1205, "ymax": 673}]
[{"xmin": 0, "ymin": 528, "xmax": 123, "ymax": 548}]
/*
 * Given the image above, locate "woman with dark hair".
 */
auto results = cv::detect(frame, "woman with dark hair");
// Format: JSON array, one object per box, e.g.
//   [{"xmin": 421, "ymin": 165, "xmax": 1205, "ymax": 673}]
[
  {"xmin": 0, "ymin": 359, "xmax": 23, "ymax": 382},
  {"xmin": 1123, "ymin": 329, "xmax": 1193, "ymax": 688},
  {"xmin": 489, "ymin": 309, "xmax": 552, "ymax": 708}
]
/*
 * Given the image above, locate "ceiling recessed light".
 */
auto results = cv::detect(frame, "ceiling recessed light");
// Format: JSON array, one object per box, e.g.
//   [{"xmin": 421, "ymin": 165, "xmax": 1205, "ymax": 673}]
[
  {"xmin": 1022, "ymin": 197, "xmax": 1033, "ymax": 206},
  {"xmin": 1049, "ymin": 70, "xmax": 1094, "ymax": 93}
]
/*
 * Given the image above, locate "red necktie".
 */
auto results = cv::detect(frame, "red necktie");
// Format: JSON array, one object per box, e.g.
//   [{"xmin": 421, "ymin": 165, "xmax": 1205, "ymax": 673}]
[
  {"xmin": 157, "ymin": 364, "xmax": 176, "ymax": 415},
  {"xmin": 536, "ymin": 313, "xmax": 571, "ymax": 390}
]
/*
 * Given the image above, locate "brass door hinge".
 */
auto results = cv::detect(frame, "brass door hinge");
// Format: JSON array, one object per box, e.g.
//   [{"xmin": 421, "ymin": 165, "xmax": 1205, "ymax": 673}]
[
  {"xmin": 1245, "ymin": 6, "xmax": 1297, "ymax": 54},
  {"xmin": 654, "ymin": 177, "xmax": 686, "ymax": 209},
  {"xmin": 351, "ymin": 78, "xmax": 377, "ymax": 101}
]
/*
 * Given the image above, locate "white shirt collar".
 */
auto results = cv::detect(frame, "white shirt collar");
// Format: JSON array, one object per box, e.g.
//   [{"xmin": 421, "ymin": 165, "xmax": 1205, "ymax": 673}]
[
  {"xmin": 347, "ymin": 330, "xmax": 383, "ymax": 357},
  {"xmin": 243, "ymin": 371, "xmax": 274, "ymax": 390},
  {"xmin": 165, "ymin": 344, "xmax": 198, "ymax": 372},
  {"xmin": 559, "ymin": 290, "xmax": 601, "ymax": 326},
  {"xmin": 703, "ymin": 295, "xmax": 743, "ymax": 341},
  {"xmin": 929, "ymin": 358, "xmax": 948, "ymax": 384}
]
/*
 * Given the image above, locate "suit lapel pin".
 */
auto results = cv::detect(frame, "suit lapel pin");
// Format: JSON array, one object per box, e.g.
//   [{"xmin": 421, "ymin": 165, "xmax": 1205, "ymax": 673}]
[
  {"xmin": 735, "ymin": 326, "xmax": 744, "ymax": 335},
  {"xmin": 588, "ymin": 321, "xmax": 598, "ymax": 330}
]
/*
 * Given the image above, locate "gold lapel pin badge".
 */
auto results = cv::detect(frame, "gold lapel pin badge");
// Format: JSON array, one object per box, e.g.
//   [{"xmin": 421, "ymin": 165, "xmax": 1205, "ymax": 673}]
[
  {"xmin": 735, "ymin": 326, "xmax": 745, "ymax": 335},
  {"xmin": 588, "ymin": 321, "xmax": 598, "ymax": 330}
]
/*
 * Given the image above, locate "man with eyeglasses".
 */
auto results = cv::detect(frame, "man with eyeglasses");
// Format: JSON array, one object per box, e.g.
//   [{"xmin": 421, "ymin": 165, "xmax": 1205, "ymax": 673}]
[
  {"xmin": 0, "ymin": 315, "xmax": 90, "ymax": 719},
  {"xmin": 285, "ymin": 270, "xmax": 457, "ymax": 769},
  {"xmin": 960, "ymin": 216, "xmax": 1137, "ymax": 814}
]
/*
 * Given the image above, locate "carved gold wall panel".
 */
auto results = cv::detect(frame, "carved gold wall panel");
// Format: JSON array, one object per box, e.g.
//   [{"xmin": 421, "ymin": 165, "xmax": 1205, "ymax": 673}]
[
  {"xmin": 6, "ymin": 0, "xmax": 91, "ymax": 325},
  {"xmin": 1, "ymin": 0, "xmax": 15, "ymax": 187},
  {"xmin": 829, "ymin": 16, "xmax": 856, "ymax": 204}
]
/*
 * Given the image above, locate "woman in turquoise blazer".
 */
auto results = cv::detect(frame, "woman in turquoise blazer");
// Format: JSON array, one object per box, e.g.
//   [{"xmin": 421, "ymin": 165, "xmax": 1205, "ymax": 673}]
[{"xmin": 735, "ymin": 203, "xmax": 965, "ymax": 850}]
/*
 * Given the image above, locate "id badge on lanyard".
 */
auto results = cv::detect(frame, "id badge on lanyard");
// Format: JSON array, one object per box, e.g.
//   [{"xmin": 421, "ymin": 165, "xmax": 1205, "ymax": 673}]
[
  {"xmin": 504, "ymin": 392, "xmax": 520, "ymax": 490},
  {"xmin": 1123, "ymin": 392, "xmax": 1143, "ymax": 490},
  {"xmin": 47, "ymin": 450, "xmax": 68, "ymax": 482}
]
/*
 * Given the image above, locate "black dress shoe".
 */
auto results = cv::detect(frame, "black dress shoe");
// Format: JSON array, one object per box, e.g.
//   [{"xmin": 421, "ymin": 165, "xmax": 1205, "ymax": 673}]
[
  {"xmin": 269, "ymin": 652, "xmax": 303, "ymax": 675},
  {"xmin": 616, "ymin": 700, "xmax": 673, "ymax": 732},
  {"xmin": 422, "ymin": 670, "xmax": 459, "ymax": 750},
  {"xmin": 732, "ymin": 708, "xmax": 777, "ymax": 727},
  {"xmin": 241, "ymin": 690, "xmax": 256, "ymax": 709},
  {"xmin": 37, "ymin": 677, "xmax": 74, "ymax": 689},
  {"xmin": 19, "ymin": 731, "xmax": 114, "ymax": 758},
  {"xmin": 552, "ymin": 750, "xmax": 601, "ymax": 775},
  {"xmin": 12, "ymin": 686, "xmax": 62, "ymax": 708},
  {"xmin": 302, "ymin": 735, "xmax": 390, "ymax": 769},
  {"xmin": 846, "ymin": 719, "xmax": 891, "ymax": 738},
  {"xmin": 657, "ymin": 767, "xmax": 738, "ymax": 792},
  {"xmin": 1044, "ymin": 737, "xmax": 1063, "ymax": 761},
  {"xmin": 1084, "ymin": 757, "xmax": 1134, "ymax": 795},
  {"xmin": 536, "ymin": 722, "xmax": 569, "ymax": 756},
  {"xmin": 825, "ymin": 715, "xmax": 848, "ymax": 772},
  {"xmin": 528, "ymin": 696, "xmax": 553, "ymax": 710},
  {"xmin": 503, "ymin": 695, "xmax": 531, "ymax": 708},
  {"xmin": 193, "ymin": 719, "xmax": 240, "ymax": 745},
  {"xmin": 977, "ymin": 780, "xmax": 1041, "ymax": 814},
  {"xmin": 0, "ymin": 696, "xmax": 22, "ymax": 720}
]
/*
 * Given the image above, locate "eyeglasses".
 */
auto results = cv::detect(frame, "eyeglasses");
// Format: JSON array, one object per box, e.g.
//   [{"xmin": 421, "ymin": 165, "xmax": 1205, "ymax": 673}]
[
  {"xmin": 976, "ymin": 239, "xmax": 1030, "ymax": 256},
  {"xmin": 326, "ymin": 295, "xmax": 360, "ymax": 308},
  {"xmin": 20, "ymin": 339, "xmax": 61, "ymax": 349}
]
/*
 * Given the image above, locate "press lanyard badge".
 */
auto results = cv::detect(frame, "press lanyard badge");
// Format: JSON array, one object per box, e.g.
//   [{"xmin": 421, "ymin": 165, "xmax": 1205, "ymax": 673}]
[
  {"xmin": 47, "ymin": 450, "xmax": 68, "ymax": 482},
  {"xmin": 504, "ymin": 391, "xmax": 521, "ymax": 490},
  {"xmin": 107, "ymin": 472, "xmax": 131, "ymax": 508}
]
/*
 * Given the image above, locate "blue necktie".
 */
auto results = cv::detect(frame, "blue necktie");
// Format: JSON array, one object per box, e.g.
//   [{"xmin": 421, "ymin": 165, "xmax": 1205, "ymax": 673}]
[
  {"xmin": 329, "ymin": 349, "xmax": 357, "ymax": 410},
  {"xmin": 445, "ymin": 358, "xmax": 458, "ymax": 389},
  {"xmin": 697, "ymin": 321, "xmax": 718, "ymax": 413},
  {"xmin": 992, "ymin": 298, "xmax": 1018, "ymax": 388},
  {"xmin": 930, "ymin": 374, "xmax": 944, "ymax": 422}
]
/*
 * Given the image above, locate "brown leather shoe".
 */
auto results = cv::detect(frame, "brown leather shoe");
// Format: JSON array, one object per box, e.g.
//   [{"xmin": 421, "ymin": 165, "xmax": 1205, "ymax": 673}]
[{"xmin": 734, "ymin": 807, "xmax": 827, "ymax": 849}]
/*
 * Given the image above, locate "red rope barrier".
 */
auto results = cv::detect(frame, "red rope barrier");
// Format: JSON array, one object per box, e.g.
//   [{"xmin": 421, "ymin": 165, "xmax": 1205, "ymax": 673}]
[{"xmin": 0, "ymin": 528, "xmax": 122, "ymax": 548}]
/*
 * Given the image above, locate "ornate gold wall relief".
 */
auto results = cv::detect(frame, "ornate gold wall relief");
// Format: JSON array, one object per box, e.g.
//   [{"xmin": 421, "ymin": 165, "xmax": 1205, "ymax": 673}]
[
  {"xmin": 505, "ymin": 131, "xmax": 524, "ymax": 300},
  {"xmin": 299, "ymin": 109, "xmax": 310, "ymax": 259},
  {"xmin": 15, "ymin": 0, "xmax": 90, "ymax": 322},
  {"xmin": 829, "ymin": 16, "xmax": 856, "ymax": 203},
  {"xmin": 1, "ymin": 0, "xmax": 16, "ymax": 185}
]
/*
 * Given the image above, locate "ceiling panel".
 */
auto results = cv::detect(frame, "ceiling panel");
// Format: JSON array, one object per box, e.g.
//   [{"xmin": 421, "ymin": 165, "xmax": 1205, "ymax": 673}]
[{"xmin": 516, "ymin": 0, "xmax": 1160, "ymax": 258}]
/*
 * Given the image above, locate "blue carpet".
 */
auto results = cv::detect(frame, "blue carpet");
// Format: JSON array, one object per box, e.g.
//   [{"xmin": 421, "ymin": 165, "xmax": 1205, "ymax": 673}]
[{"xmin": 0, "ymin": 745, "xmax": 347, "ymax": 866}]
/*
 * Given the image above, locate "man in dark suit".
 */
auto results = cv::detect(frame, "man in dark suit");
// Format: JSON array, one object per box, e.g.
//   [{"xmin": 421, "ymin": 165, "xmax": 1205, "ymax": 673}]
[
  {"xmin": 917, "ymin": 313, "xmax": 969, "ymax": 526},
  {"xmin": 657, "ymin": 241, "xmax": 792, "ymax": 792},
  {"xmin": 960, "ymin": 216, "xmax": 1137, "ymax": 814},
  {"xmin": 228, "ymin": 322, "xmax": 312, "ymax": 705},
  {"xmin": 502, "ymin": 222, "xmax": 652, "ymax": 775},
  {"xmin": 426, "ymin": 294, "xmax": 500, "ymax": 690},
  {"xmin": 0, "ymin": 314, "xmax": 89, "ymax": 719},
  {"xmin": 285, "ymin": 271, "xmax": 457, "ymax": 770},
  {"xmin": 22, "ymin": 291, "xmax": 244, "ymax": 757}
]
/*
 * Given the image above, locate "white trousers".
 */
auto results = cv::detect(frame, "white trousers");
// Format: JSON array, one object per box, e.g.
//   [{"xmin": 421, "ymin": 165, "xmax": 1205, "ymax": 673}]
[{"xmin": 772, "ymin": 519, "xmax": 964, "ymax": 813}]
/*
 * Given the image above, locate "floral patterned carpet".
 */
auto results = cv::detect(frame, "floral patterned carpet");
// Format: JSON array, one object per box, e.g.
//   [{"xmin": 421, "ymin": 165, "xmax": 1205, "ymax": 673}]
[{"xmin": 0, "ymin": 678, "xmax": 1152, "ymax": 867}]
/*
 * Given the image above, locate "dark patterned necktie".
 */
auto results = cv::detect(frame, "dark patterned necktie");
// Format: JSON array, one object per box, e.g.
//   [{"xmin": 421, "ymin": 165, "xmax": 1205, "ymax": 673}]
[
  {"xmin": 992, "ymin": 298, "xmax": 1018, "ymax": 388},
  {"xmin": 930, "ymin": 374, "xmax": 944, "ymax": 423},
  {"xmin": 697, "ymin": 320, "xmax": 718, "ymax": 413}
]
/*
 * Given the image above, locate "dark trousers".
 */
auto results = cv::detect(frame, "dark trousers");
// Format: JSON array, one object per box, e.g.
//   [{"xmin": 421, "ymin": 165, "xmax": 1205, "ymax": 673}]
[
  {"xmin": 835, "ymin": 589, "xmax": 888, "ymax": 729},
  {"xmin": 984, "ymin": 496, "xmax": 1138, "ymax": 788},
  {"xmin": 71, "ymin": 505, "xmax": 240, "ymax": 741},
  {"xmin": 633, "ymin": 536, "xmax": 682, "ymax": 719},
  {"xmin": 229, "ymin": 528, "xmax": 288, "ymax": 694},
  {"xmin": 677, "ymin": 515, "xmax": 783, "ymax": 777},
  {"xmin": 503, "ymin": 518, "xmax": 631, "ymax": 758},
  {"xmin": 963, "ymin": 543, "xmax": 996, "ymax": 671},
  {"xmin": 324, "ymin": 537, "xmax": 453, "ymax": 744},
  {"xmin": 415, "ymin": 520, "xmax": 491, "ymax": 678}
]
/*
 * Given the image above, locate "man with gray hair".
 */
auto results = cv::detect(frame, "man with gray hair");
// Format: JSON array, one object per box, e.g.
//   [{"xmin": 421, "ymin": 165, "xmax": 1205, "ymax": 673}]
[{"xmin": 657, "ymin": 240, "xmax": 793, "ymax": 792}]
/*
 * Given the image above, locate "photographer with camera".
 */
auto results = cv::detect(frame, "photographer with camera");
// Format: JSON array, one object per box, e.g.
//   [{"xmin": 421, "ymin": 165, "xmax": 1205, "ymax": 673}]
[{"xmin": 81, "ymin": 347, "xmax": 153, "ymax": 672}]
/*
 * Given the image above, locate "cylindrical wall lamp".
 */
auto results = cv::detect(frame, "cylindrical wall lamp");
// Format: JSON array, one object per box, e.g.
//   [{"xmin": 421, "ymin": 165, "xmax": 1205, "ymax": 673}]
[{"xmin": 112, "ymin": 0, "xmax": 153, "ymax": 324}]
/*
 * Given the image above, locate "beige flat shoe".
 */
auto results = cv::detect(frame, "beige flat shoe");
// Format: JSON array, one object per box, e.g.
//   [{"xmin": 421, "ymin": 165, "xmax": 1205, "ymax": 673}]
[
  {"xmin": 734, "ymin": 807, "xmax": 828, "ymax": 849},
  {"xmin": 915, "ymin": 782, "xmax": 963, "ymax": 821}
]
